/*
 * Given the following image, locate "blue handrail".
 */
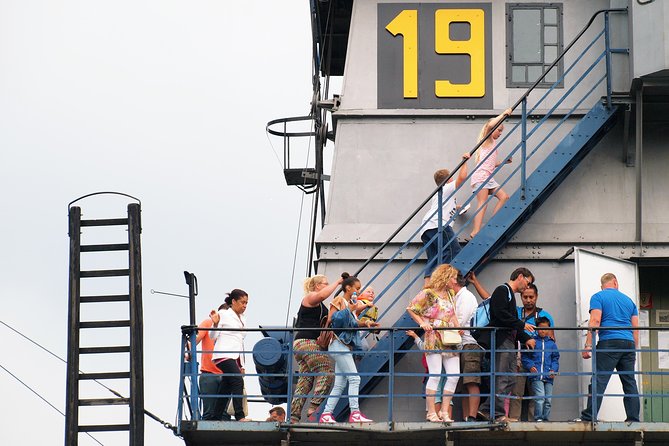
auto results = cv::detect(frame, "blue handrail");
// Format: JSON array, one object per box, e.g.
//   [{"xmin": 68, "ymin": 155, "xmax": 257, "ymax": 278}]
[{"xmin": 177, "ymin": 324, "xmax": 666, "ymax": 429}]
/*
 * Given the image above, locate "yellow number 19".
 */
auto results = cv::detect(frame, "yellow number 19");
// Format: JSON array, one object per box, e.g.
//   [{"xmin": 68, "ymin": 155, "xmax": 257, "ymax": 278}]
[{"xmin": 385, "ymin": 8, "xmax": 485, "ymax": 99}]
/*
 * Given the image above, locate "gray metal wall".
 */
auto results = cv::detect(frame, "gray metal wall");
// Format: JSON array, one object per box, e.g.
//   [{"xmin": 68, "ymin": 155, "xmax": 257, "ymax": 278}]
[
  {"xmin": 314, "ymin": 0, "xmax": 669, "ymax": 422},
  {"xmin": 630, "ymin": 0, "xmax": 669, "ymax": 79}
]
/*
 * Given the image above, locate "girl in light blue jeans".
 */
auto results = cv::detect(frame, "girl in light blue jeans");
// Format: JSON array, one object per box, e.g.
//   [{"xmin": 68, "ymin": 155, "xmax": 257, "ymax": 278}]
[{"xmin": 319, "ymin": 273, "xmax": 378, "ymax": 423}]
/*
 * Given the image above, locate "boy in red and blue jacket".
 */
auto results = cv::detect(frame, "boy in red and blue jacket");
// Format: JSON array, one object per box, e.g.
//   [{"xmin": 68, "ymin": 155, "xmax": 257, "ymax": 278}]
[{"xmin": 521, "ymin": 317, "xmax": 560, "ymax": 421}]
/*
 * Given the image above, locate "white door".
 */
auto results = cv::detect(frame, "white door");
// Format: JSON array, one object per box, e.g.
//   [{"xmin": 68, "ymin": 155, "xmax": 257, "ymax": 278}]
[{"xmin": 574, "ymin": 248, "xmax": 641, "ymax": 421}]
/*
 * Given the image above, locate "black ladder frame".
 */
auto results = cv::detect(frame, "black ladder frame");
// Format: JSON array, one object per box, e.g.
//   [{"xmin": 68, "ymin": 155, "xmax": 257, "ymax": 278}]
[{"xmin": 65, "ymin": 201, "xmax": 144, "ymax": 445}]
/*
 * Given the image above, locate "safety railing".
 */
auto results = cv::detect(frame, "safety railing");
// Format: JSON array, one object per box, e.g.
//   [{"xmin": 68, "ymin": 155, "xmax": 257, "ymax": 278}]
[
  {"xmin": 177, "ymin": 323, "xmax": 667, "ymax": 431},
  {"xmin": 352, "ymin": 8, "xmax": 628, "ymax": 327}
]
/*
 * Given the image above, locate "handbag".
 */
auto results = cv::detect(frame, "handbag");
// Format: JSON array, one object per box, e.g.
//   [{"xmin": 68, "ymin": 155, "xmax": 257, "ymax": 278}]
[
  {"xmin": 438, "ymin": 292, "xmax": 462, "ymax": 346},
  {"xmin": 316, "ymin": 312, "xmax": 333, "ymax": 350},
  {"xmin": 439, "ymin": 329, "xmax": 462, "ymax": 346}
]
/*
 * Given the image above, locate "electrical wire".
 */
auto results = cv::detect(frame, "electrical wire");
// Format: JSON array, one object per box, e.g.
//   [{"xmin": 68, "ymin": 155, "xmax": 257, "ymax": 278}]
[
  {"xmin": 264, "ymin": 130, "xmax": 286, "ymax": 171},
  {"xmin": 0, "ymin": 362, "xmax": 104, "ymax": 446},
  {"xmin": 0, "ymin": 319, "xmax": 176, "ymax": 433}
]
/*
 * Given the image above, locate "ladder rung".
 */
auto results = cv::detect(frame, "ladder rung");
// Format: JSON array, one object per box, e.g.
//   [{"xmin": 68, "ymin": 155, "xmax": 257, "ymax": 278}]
[
  {"xmin": 80, "ymin": 218, "xmax": 129, "ymax": 227},
  {"xmin": 79, "ymin": 424, "xmax": 130, "ymax": 432},
  {"xmin": 80, "ymin": 243, "xmax": 129, "ymax": 252},
  {"xmin": 80, "ymin": 320, "xmax": 130, "ymax": 329},
  {"xmin": 80, "ymin": 346, "xmax": 130, "ymax": 354},
  {"xmin": 80, "ymin": 294, "xmax": 130, "ymax": 303},
  {"xmin": 80, "ymin": 269, "xmax": 129, "ymax": 278},
  {"xmin": 79, "ymin": 372, "xmax": 130, "ymax": 380},
  {"xmin": 79, "ymin": 398, "xmax": 130, "ymax": 407}
]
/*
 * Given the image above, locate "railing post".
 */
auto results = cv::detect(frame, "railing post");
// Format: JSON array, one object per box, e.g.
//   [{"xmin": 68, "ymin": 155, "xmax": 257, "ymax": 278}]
[
  {"xmin": 521, "ymin": 98, "xmax": 528, "ymax": 200},
  {"xmin": 189, "ymin": 327, "xmax": 200, "ymax": 420},
  {"xmin": 437, "ymin": 187, "xmax": 444, "ymax": 265},
  {"xmin": 489, "ymin": 329, "xmax": 497, "ymax": 421},
  {"xmin": 286, "ymin": 331, "xmax": 295, "ymax": 423},
  {"xmin": 177, "ymin": 333, "xmax": 187, "ymax": 433},
  {"xmin": 591, "ymin": 330, "xmax": 598, "ymax": 423},
  {"xmin": 604, "ymin": 12, "xmax": 612, "ymax": 108},
  {"xmin": 388, "ymin": 328, "xmax": 395, "ymax": 427}
]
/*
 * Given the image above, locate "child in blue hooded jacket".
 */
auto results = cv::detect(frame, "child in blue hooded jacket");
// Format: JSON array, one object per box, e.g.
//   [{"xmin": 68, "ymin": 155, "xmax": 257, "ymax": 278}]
[{"xmin": 521, "ymin": 317, "xmax": 560, "ymax": 421}]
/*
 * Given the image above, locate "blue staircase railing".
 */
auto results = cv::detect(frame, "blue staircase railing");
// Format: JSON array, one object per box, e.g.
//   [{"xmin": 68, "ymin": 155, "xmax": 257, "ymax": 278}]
[{"xmin": 333, "ymin": 8, "xmax": 629, "ymax": 419}]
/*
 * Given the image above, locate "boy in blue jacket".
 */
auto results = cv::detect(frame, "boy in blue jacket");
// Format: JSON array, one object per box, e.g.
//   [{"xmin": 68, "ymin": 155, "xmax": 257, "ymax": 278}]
[{"xmin": 521, "ymin": 317, "xmax": 560, "ymax": 421}]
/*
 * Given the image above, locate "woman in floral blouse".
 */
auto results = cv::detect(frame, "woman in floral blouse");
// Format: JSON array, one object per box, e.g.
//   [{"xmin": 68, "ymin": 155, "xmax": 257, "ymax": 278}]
[{"xmin": 406, "ymin": 264, "xmax": 461, "ymax": 422}]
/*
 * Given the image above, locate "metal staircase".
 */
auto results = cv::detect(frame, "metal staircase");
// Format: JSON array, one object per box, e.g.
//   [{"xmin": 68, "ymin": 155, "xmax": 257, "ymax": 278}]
[
  {"xmin": 332, "ymin": 8, "xmax": 628, "ymax": 419},
  {"xmin": 65, "ymin": 193, "xmax": 144, "ymax": 445}
]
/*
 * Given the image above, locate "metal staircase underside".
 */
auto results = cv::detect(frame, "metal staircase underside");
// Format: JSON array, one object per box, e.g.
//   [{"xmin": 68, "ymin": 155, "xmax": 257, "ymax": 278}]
[{"xmin": 334, "ymin": 100, "xmax": 620, "ymax": 419}]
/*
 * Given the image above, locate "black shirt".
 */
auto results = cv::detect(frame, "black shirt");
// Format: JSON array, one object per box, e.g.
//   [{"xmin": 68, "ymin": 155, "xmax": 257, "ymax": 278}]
[
  {"xmin": 294, "ymin": 303, "xmax": 327, "ymax": 340},
  {"xmin": 488, "ymin": 283, "xmax": 531, "ymax": 346}
]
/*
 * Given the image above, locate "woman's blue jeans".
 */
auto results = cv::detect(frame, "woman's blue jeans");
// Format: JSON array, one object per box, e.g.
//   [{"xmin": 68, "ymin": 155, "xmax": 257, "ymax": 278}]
[{"xmin": 323, "ymin": 337, "xmax": 360, "ymax": 413}]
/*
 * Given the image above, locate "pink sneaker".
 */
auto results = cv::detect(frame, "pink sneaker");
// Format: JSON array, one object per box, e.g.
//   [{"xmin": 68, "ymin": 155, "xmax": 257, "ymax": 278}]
[
  {"xmin": 349, "ymin": 411, "xmax": 373, "ymax": 423},
  {"xmin": 319, "ymin": 412, "xmax": 336, "ymax": 423}
]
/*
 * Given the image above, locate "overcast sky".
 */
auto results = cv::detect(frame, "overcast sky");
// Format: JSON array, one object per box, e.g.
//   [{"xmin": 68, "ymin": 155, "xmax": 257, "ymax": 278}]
[{"xmin": 0, "ymin": 2, "xmax": 322, "ymax": 444}]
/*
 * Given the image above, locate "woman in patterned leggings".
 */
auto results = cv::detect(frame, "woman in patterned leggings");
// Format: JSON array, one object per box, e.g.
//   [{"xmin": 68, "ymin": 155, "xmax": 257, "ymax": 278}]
[{"xmin": 290, "ymin": 274, "xmax": 343, "ymax": 423}]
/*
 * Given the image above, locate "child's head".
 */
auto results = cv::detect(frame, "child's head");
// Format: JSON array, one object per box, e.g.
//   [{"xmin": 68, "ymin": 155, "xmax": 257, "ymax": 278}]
[
  {"xmin": 478, "ymin": 117, "xmax": 505, "ymax": 144},
  {"xmin": 355, "ymin": 287, "xmax": 374, "ymax": 315},
  {"xmin": 433, "ymin": 169, "xmax": 451, "ymax": 186},
  {"xmin": 359, "ymin": 287, "xmax": 375, "ymax": 301},
  {"xmin": 536, "ymin": 316, "xmax": 551, "ymax": 337}
]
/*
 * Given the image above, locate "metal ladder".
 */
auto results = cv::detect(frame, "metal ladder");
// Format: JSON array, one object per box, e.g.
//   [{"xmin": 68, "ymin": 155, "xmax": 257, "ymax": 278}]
[{"xmin": 65, "ymin": 195, "xmax": 144, "ymax": 445}]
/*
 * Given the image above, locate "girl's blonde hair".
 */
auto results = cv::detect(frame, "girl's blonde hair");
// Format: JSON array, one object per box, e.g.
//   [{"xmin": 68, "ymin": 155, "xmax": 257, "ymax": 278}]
[
  {"xmin": 303, "ymin": 274, "xmax": 327, "ymax": 294},
  {"xmin": 475, "ymin": 117, "xmax": 496, "ymax": 163},
  {"xmin": 428, "ymin": 264, "xmax": 459, "ymax": 290}
]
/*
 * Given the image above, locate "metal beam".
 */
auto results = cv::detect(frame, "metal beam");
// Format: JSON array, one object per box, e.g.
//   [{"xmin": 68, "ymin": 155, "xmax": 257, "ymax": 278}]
[
  {"xmin": 128, "ymin": 203, "xmax": 145, "ymax": 446},
  {"xmin": 65, "ymin": 206, "xmax": 81, "ymax": 446}
]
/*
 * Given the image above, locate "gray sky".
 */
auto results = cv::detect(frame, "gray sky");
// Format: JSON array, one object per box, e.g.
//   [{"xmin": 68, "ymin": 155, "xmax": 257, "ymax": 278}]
[{"xmin": 0, "ymin": 1, "xmax": 321, "ymax": 444}]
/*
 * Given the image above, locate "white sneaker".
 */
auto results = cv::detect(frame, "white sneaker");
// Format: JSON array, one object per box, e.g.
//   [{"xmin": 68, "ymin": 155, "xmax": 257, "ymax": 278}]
[
  {"xmin": 349, "ymin": 411, "xmax": 373, "ymax": 423},
  {"xmin": 319, "ymin": 412, "xmax": 336, "ymax": 423}
]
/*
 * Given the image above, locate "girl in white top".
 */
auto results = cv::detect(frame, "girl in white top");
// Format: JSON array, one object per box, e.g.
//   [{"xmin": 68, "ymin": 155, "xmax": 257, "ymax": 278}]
[
  {"xmin": 469, "ymin": 108, "xmax": 513, "ymax": 239},
  {"xmin": 210, "ymin": 289, "xmax": 249, "ymax": 421}
]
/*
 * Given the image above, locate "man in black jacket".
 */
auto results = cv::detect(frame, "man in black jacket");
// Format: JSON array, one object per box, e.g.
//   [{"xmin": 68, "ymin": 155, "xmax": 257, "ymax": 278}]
[{"xmin": 478, "ymin": 267, "xmax": 537, "ymax": 422}]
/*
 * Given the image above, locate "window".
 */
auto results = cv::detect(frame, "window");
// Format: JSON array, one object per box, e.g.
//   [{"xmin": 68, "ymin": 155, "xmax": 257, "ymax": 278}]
[{"xmin": 506, "ymin": 3, "xmax": 563, "ymax": 88}]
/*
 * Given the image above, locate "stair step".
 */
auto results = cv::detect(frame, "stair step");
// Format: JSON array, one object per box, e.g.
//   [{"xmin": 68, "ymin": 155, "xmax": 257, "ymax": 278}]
[
  {"xmin": 79, "ymin": 372, "xmax": 130, "ymax": 380},
  {"xmin": 80, "ymin": 320, "xmax": 130, "ymax": 329},
  {"xmin": 80, "ymin": 218, "xmax": 128, "ymax": 227},
  {"xmin": 79, "ymin": 398, "xmax": 130, "ymax": 406},
  {"xmin": 80, "ymin": 346, "xmax": 130, "ymax": 354},
  {"xmin": 80, "ymin": 243, "xmax": 129, "ymax": 252},
  {"xmin": 80, "ymin": 294, "xmax": 130, "ymax": 303},
  {"xmin": 80, "ymin": 269, "xmax": 129, "ymax": 278},
  {"xmin": 79, "ymin": 424, "xmax": 130, "ymax": 432}
]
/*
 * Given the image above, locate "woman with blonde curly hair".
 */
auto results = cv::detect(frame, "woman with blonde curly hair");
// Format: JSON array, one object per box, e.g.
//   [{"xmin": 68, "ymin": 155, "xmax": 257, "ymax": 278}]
[
  {"xmin": 406, "ymin": 264, "xmax": 462, "ymax": 422},
  {"xmin": 290, "ymin": 274, "xmax": 343, "ymax": 423}
]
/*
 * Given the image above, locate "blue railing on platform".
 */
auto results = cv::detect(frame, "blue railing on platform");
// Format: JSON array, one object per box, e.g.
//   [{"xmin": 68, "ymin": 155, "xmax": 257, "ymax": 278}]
[{"xmin": 177, "ymin": 323, "xmax": 666, "ymax": 432}]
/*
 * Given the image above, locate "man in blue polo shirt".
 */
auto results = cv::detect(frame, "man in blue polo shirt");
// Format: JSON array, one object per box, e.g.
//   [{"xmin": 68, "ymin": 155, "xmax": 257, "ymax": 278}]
[{"xmin": 579, "ymin": 272, "xmax": 640, "ymax": 422}]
